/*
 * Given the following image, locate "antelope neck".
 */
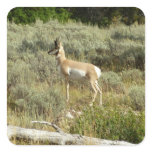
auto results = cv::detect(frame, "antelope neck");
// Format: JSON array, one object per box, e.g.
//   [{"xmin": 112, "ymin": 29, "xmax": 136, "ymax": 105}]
[{"xmin": 56, "ymin": 52, "xmax": 66, "ymax": 65}]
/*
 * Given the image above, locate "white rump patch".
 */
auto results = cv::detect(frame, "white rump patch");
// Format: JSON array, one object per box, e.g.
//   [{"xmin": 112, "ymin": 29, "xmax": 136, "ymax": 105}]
[
  {"xmin": 68, "ymin": 68, "xmax": 86, "ymax": 79},
  {"xmin": 94, "ymin": 66, "xmax": 101, "ymax": 78}
]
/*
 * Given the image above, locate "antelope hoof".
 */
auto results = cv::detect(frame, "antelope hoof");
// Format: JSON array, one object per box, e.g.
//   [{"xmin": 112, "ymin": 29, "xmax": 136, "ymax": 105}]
[
  {"xmin": 99, "ymin": 102, "xmax": 102, "ymax": 106},
  {"xmin": 89, "ymin": 103, "xmax": 93, "ymax": 107}
]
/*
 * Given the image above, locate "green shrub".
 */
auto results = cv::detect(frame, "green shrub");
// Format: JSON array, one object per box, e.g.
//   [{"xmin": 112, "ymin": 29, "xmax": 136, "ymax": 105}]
[
  {"xmin": 121, "ymin": 69, "xmax": 144, "ymax": 83},
  {"xmin": 101, "ymin": 71, "xmax": 125, "ymax": 93},
  {"xmin": 10, "ymin": 84, "xmax": 30, "ymax": 100},
  {"xmin": 27, "ymin": 51, "xmax": 59, "ymax": 83},
  {"xmin": 47, "ymin": 88, "xmax": 66, "ymax": 118},
  {"xmin": 128, "ymin": 86, "xmax": 145, "ymax": 111},
  {"xmin": 90, "ymin": 42, "xmax": 144, "ymax": 71},
  {"xmin": 26, "ymin": 87, "xmax": 65, "ymax": 119},
  {"xmin": 7, "ymin": 60, "xmax": 36, "ymax": 87},
  {"xmin": 8, "ymin": 8, "xmax": 71, "ymax": 25},
  {"xmin": 70, "ymin": 106, "xmax": 145, "ymax": 144},
  {"xmin": 111, "ymin": 25, "xmax": 145, "ymax": 42},
  {"xmin": 8, "ymin": 8, "xmax": 145, "ymax": 27},
  {"xmin": 120, "ymin": 46, "xmax": 145, "ymax": 70},
  {"xmin": 18, "ymin": 38, "xmax": 51, "ymax": 53},
  {"xmin": 8, "ymin": 84, "xmax": 65, "ymax": 119}
]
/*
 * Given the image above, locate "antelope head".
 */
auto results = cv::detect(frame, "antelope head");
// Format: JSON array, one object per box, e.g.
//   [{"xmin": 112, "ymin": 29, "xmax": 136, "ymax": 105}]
[
  {"xmin": 48, "ymin": 38, "xmax": 62, "ymax": 56},
  {"xmin": 48, "ymin": 38, "xmax": 65, "ymax": 60}
]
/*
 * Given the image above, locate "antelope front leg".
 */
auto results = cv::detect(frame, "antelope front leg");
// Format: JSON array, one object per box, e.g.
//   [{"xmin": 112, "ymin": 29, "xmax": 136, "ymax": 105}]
[
  {"xmin": 65, "ymin": 77, "xmax": 69, "ymax": 102},
  {"xmin": 90, "ymin": 81, "xmax": 98, "ymax": 106}
]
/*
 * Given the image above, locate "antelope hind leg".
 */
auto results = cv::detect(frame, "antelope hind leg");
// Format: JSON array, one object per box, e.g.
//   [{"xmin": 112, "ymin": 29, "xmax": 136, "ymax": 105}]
[
  {"xmin": 95, "ymin": 81, "xmax": 102, "ymax": 106},
  {"xmin": 90, "ymin": 81, "xmax": 98, "ymax": 106}
]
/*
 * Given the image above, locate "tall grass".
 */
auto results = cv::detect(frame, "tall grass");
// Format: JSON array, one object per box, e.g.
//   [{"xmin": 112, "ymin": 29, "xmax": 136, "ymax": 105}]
[{"xmin": 7, "ymin": 20, "xmax": 145, "ymax": 144}]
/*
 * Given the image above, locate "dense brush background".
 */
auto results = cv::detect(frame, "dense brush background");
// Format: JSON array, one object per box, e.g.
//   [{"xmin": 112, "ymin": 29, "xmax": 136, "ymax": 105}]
[{"xmin": 7, "ymin": 7, "xmax": 145, "ymax": 145}]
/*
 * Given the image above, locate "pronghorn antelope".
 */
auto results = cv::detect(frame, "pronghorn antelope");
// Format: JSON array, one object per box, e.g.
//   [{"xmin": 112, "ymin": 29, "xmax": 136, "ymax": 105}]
[{"xmin": 48, "ymin": 38, "xmax": 102, "ymax": 106}]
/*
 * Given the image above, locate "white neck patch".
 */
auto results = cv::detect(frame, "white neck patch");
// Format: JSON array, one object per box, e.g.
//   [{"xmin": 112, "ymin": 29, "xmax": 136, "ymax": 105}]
[{"xmin": 56, "ymin": 54, "xmax": 61, "ymax": 59}]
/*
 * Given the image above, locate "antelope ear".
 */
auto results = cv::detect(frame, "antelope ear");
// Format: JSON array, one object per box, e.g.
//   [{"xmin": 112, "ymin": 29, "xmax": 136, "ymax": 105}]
[
  {"xmin": 54, "ymin": 39, "xmax": 58, "ymax": 47},
  {"xmin": 59, "ymin": 42, "xmax": 62, "ymax": 47},
  {"xmin": 54, "ymin": 38, "xmax": 59, "ymax": 46}
]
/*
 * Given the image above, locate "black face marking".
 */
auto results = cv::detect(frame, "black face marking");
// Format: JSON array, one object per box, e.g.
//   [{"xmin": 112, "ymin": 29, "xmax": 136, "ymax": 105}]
[
  {"xmin": 48, "ymin": 38, "xmax": 60, "ymax": 55},
  {"xmin": 48, "ymin": 49, "xmax": 59, "ymax": 55}
]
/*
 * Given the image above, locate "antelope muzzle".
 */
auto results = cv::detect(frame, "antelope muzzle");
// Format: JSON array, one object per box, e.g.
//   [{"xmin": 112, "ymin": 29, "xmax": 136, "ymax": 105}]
[{"xmin": 48, "ymin": 49, "xmax": 59, "ymax": 55}]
